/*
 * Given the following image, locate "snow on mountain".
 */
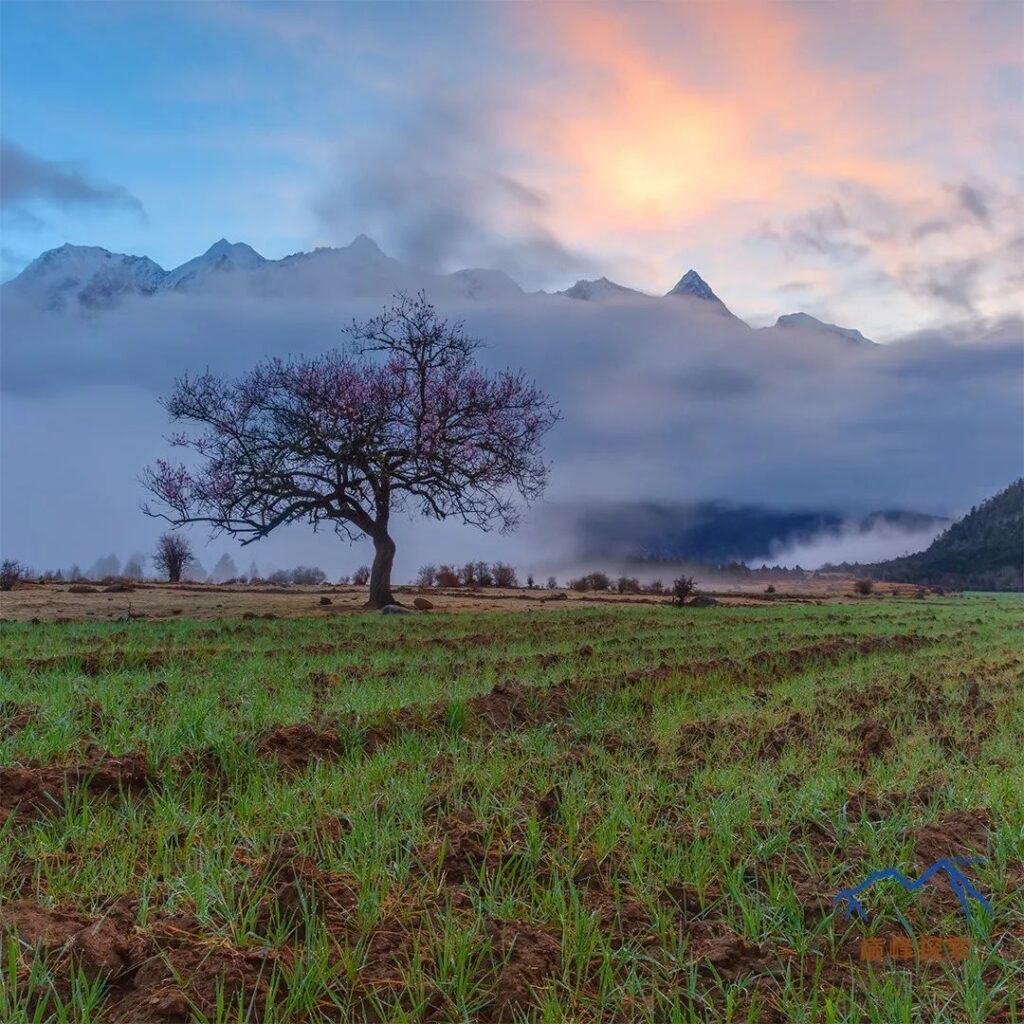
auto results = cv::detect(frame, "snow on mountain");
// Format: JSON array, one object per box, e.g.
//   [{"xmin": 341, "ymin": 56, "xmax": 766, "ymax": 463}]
[
  {"xmin": 666, "ymin": 269, "xmax": 718, "ymax": 301},
  {"xmin": 270, "ymin": 235, "xmax": 445, "ymax": 300},
  {"xmin": 773, "ymin": 312, "xmax": 873, "ymax": 345},
  {"xmin": 162, "ymin": 239, "xmax": 266, "ymax": 291},
  {"xmin": 664, "ymin": 269, "xmax": 743, "ymax": 322},
  {"xmin": 559, "ymin": 276, "xmax": 646, "ymax": 301},
  {"xmin": 8, "ymin": 244, "xmax": 167, "ymax": 311},
  {"xmin": 444, "ymin": 268, "xmax": 524, "ymax": 301},
  {"xmin": 4, "ymin": 239, "xmax": 875, "ymax": 348}
]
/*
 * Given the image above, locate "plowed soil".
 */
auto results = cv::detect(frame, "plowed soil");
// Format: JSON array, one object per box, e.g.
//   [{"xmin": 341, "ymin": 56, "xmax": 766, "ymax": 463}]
[{"xmin": 2, "ymin": 595, "xmax": 1020, "ymax": 1022}]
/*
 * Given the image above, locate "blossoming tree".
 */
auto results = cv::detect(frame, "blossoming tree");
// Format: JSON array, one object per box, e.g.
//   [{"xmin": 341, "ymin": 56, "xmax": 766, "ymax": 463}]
[{"xmin": 142, "ymin": 294, "xmax": 559, "ymax": 607}]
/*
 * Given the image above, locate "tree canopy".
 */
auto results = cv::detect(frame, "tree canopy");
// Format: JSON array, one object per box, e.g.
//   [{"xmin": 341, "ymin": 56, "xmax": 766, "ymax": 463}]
[{"xmin": 143, "ymin": 294, "xmax": 559, "ymax": 606}]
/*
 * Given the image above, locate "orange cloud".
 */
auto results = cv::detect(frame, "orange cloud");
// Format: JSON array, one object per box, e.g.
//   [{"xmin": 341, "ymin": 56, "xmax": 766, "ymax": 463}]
[
  {"xmin": 532, "ymin": 4, "xmax": 935, "ymax": 232},
  {"xmin": 490, "ymin": 0, "xmax": 1018, "ymax": 329}
]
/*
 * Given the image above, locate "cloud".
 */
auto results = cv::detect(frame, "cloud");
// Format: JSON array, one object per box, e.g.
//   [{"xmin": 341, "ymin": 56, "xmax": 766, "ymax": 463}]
[
  {"xmin": 763, "ymin": 518, "xmax": 948, "ymax": 570},
  {"xmin": 759, "ymin": 177, "xmax": 1018, "ymax": 321},
  {"xmin": 313, "ymin": 96, "xmax": 594, "ymax": 289},
  {"xmin": 776, "ymin": 200, "xmax": 870, "ymax": 262},
  {"xmin": 2, "ymin": 271, "xmax": 1020, "ymax": 576},
  {"xmin": 955, "ymin": 182, "xmax": 991, "ymax": 225},
  {"xmin": 0, "ymin": 139, "xmax": 145, "ymax": 220},
  {"xmin": 900, "ymin": 256, "xmax": 985, "ymax": 312}
]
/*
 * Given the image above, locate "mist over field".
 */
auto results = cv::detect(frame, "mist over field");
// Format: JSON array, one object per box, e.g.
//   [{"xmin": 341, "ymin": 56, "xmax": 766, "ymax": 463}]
[{"xmin": 2, "ymin": 263, "xmax": 1020, "ymax": 578}]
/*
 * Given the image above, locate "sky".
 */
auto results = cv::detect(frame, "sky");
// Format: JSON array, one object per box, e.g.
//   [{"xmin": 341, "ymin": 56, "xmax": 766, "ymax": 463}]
[
  {"xmin": 1, "ymin": 1, "xmax": 1022, "ymax": 579},
  {"xmin": 2, "ymin": 0, "xmax": 1022, "ymax": 338}
]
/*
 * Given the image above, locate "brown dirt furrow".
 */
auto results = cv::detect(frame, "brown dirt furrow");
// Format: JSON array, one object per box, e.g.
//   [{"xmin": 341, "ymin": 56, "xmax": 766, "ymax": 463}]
[
  {"xmin": 1, "ymin": 700, "xmax": 38, "ymax": 738},
  {"xmin": 248, "ymin": 631, "xmax": 948, "ymax": 773},
  {"xmin": 0, "ymin": 900, "xmax": 280, "ymax": 1024},
  {"xmin": 0, "ymin": 749, "xmax": 152, "ymax": 824},
  {"xmin": 6, "ymin": 649, "xmax": 169, "ymax": 676},
  {"xmin": 482, "ymin": 920, "xmax": 562, "ymax": 1023}
]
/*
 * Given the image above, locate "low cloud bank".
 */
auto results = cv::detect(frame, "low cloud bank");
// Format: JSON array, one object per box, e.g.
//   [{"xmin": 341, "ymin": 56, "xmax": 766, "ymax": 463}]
[
  {"xmin": 2, "ymin": 280, "xmax": 1021, "ymax": 573},
  {"xmin": 755, "ymin": 519, "xmax": 949, "ymax": 571}
]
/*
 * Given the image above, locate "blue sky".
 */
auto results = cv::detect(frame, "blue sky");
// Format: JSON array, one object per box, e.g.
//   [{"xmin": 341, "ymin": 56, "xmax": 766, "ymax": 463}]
[{"xmin": 2, "ymin": 1, "xmax": 1022, "ymax": 334}]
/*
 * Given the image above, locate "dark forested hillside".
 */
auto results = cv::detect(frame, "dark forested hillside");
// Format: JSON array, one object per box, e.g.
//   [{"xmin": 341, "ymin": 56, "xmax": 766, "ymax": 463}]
[{"xmin": 870, "ymin": 480, "xmax": 1023, "ymax": 591}]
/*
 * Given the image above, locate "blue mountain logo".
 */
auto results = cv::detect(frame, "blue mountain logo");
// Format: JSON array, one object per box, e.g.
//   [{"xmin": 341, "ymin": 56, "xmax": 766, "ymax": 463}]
[{"xmin": 832, "ymin": 857, "xmax": 991, "ymax": 923}]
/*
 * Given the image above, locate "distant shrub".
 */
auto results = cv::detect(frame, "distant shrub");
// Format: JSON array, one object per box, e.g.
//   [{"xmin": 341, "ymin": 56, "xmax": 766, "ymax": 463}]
[
  {"xmin": 267, "ymin": 569, "xmax": 292, "ymax": 586},
  {"xmin": 644, "ymin": 579, "xmax": 665, "ymax": 595},
  {"xmin": 352, "ymin": 566, "xmax": 370, "ymax": 587},
  {"xmin": 492, "ymin": 562, "xmax": 518, "ymax": 588},
  {"xmin": 526, "ymin": 574, "xmax": 535, "ymax": 588},
  {"xmin": 475, "ymin": 561, "xmax": 493, "ymax": 587},
  {"xmin": 290, "ymin": 566, "xmax": 327, "ymax": 585},
  {"xmin": 416, "ymin": 564, "xmax": 437, "ymax": 587},
  {"xmin": 337, "ymin": 574, "xmax": 351, "ymax": 585},
  {"xmin": 671, "ymin": 575, "xmax": 698, "ymax": 605},
  {"xmin": 765, "ymin": 584, "xmax": 776, "ymax": 594},
  {"xmin": 436, "ymin": 565, "xmax": 460, "ymax": 588},
  {"xmin": 568, "ymin": 571, "xmax": 611, "ymax": 592},
  {"xmin": 616, "ymin": 576, "xmax": 642, "ymax": 594},
  {"xmin": 854, "ymin": 578, "xmax": 875, "ymax": 595},
  {"xmin": 546, "ymin": 576, "xmax": 557, "ymax": 590},
  {"xmin": 1, "ymin": 559, "xmax": 26, "ymax": 591}
]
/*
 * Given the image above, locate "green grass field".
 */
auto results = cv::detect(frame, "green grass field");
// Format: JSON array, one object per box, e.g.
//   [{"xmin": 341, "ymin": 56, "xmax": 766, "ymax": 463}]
[{"xmin": 2, "ymin": 596, "xmax": 1022, "ymax": 1023}]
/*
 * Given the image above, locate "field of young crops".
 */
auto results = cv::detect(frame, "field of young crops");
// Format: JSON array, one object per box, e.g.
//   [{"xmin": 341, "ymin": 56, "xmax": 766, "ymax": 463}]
[{"xmin": 1, "ymin": 597, "xmax": 1022, "ymax": 1023}]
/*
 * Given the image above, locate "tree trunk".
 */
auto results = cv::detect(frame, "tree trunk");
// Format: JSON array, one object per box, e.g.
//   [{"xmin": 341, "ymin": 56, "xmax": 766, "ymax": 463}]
[{"xmin": 368, "ymin": 531, "xmax": 396, "ymax": 608}]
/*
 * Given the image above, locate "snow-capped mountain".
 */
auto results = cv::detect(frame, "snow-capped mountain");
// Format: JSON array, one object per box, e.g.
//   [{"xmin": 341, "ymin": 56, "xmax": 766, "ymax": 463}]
[
  {"xmin": 664, "ymin": 269, "xmax": 741, "ymax": 320},
  {"xmin": 559, "ymin": 276, "xmax": 646, "ymax": 302},
  {"xmin": 162, "ymin": 239, "xmax": 266, "ymax": 291},
  {"xmin": 3, "ymin": 234, "xmax": 535, "ymax": 312},
  {"xmin": 666, "ymin": 269, "xmax": 719, "ymax": 301},
  {"xmin": 443, "ymin": 268, "xmax": 523, "ymax": 301},
  {"xmin": 9, "ymin": 243, "xmax": 166, "ymax": 312},
  {"xmin": 4, "ymin": 236, "xmax": 875, "ymax": 347},
  {"xmin": 772, "ymin": 312, "xmax": 872, "ymax": 345}
]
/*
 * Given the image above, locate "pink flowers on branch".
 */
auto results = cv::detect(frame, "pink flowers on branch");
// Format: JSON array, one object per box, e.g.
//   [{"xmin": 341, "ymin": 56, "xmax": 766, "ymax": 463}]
[{"xmin": 142, "ymin": 293, "xmax": 560, "ymax": 608}]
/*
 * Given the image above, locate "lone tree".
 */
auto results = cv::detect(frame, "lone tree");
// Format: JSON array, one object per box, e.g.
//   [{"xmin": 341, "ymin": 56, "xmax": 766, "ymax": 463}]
[
  {"xmin": 143, "ymin": 294, "xmax": 559, "ymax": 608},
  {"xmin": 153, "ymin": 532, "xmax": 194, "ymax": 583}
]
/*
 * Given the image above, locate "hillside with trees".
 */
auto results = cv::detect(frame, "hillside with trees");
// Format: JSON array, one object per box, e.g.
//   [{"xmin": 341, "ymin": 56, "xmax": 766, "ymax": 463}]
[{"xmin": 867, "ymin": 480, "xmax": 1023, "ymax": 591}]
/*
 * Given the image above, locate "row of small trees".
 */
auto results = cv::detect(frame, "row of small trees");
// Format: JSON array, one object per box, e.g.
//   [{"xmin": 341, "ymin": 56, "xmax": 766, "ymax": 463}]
[
  {"xmin": 567, "ymin": 572, "xmax": 663, "ymax": 593},
  {"xmin": 566, "ymin": 572, "xmax": 698, "ymax": 602},
  {"xmin": 416, "ymin": 562, "xmax": 524, "ymax": 589}
]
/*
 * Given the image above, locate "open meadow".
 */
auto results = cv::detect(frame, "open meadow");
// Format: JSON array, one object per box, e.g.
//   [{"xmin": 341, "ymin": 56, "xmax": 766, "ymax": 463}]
[{"xmin": 1, "ymin": 596, "xmax": 1022, "ymax": 1023}]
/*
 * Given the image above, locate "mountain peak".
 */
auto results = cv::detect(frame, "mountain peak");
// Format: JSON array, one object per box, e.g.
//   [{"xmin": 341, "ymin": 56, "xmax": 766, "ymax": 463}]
[
  {"xmin": 201, "ymin": 238, "xmax": 263, "ymax": 261},
  {"xmin": 775, "ymin": 312, "xmax": 872, "ymax": 344},
  {"xmin": 561, "ymin": 276, "xmax": 644, "ymax": 301},
  {"xmin": 346, "ymin": 233, "xmax": 385, "ymax": 257},
  {"xmin": 32, "ymin": 242, "xmax": 111, "ymax": 263},
  {"xmin": 666, "ymin": 269, "xmax": 718, "ymax": 301},
  {"xmin": 664, "ymin": 268, "xmax": 745, "ymax": 322}
]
